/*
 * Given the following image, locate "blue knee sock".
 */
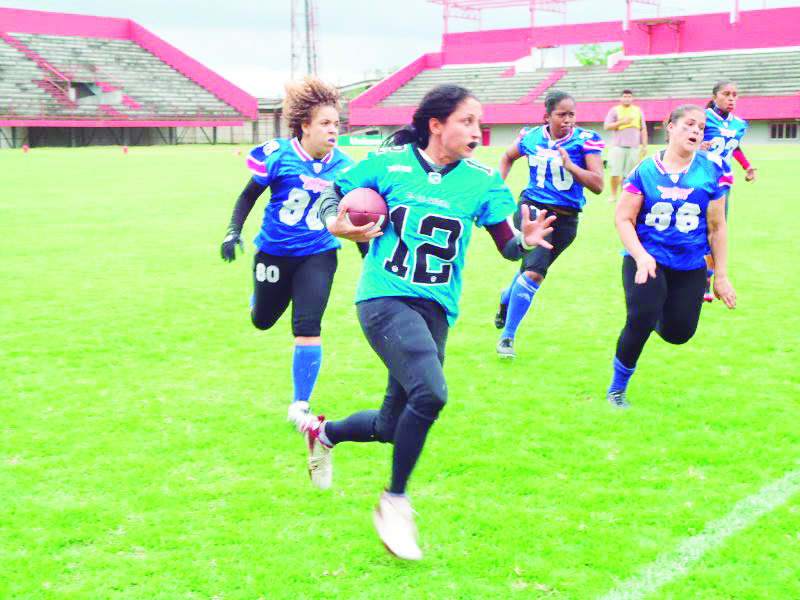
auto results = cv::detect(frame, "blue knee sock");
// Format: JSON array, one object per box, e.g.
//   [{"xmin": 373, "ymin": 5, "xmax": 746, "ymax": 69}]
[
  {"xmin": 501, "ymin": 274, "xmax": 539, "ymax": 339},
  {"xmin": 499, "ymin": 272, "xmax": 519, "ymax": 305},
  {"xmin": 293, "ymin": 344, "xmax": 322, "ymax": 404},
  {"xmin": 608, "ymin": 356, "xmax": 636, "ymax": 393}
]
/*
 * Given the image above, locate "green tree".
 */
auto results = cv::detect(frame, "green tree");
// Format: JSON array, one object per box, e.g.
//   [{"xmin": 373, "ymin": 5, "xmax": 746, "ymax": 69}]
[{"xmin": 574, "ymin": 44, "xmax": 623, "ymax": 66}]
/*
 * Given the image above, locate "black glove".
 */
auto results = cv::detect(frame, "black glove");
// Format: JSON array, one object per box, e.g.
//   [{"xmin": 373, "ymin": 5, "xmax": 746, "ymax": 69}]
[{"xmin": 220, "ymin": 228, "xmax": 244, "ymax": 262}]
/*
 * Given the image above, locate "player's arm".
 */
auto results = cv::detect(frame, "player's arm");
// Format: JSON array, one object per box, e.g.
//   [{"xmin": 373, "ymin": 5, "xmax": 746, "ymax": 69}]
[
  {"xmin": 560, "ymin": 149, "xmax": 604, "ymax": 195},
  {"xmin": 318, "ymin": 183, "xmax": 382, "ymax": 243},
  {"xmin": 732, "ymin": 147, "xmax": 757, "ymax": 182},
  {"xmin": 707, "ymin": 197, "xmax": 736, "ymax": 309},
  {"xmin": 499, "ymin": 142, "xmax": 522, "ymax": 181},
  {"xmin": 486, "ymin": 206, "xmax": 555, "ymax": 260},
  {"xmin": 220, "ymin": 177, "xmax": 266, "ymax": 262},
  {"xmin": 639, "ymin": 112, "xmax": 649, "ymax": 156},
  {"xmin": 614, "ymin": 190, "xmax": 656, "ymax": 283}
]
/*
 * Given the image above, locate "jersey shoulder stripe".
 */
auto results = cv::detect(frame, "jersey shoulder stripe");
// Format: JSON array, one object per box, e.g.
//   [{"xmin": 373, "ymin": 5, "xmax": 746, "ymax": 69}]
[
  {"xmin": 462, "ymin": 157, "xmax": 495, "ymax": 177},
  {"xmin": 247, "ymin": 139, "xmax": 283, "ymax": 177}
]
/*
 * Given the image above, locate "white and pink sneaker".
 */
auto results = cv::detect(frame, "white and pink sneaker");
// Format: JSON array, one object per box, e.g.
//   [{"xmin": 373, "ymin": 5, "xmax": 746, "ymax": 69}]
[{"xmin": 300, "ymin": 415, "xmax": 332, "ymax": 490}]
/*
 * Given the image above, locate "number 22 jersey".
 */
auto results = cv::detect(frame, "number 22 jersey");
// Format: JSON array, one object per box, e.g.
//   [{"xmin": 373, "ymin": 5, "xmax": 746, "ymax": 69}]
[
  {"xmin": 623, "ymin": 151, "xmax": 733, "ymax": 270},
  {"xmin": 703, "ymin": 107, "xmax": 748, "ymax": 173},
  {"xmin": 246, "ymin": 137, "xmax": 354, "ymax": 256},
  {"xmin": 335, "ymin": 144, "xmax": 516, "ymax": 325}
]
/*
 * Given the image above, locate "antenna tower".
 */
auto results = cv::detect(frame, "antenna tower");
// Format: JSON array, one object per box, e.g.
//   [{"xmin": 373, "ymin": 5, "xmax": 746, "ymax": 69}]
[{"xmin": 291, "ymin": 0, "xmax": 319, "ymax": 77}]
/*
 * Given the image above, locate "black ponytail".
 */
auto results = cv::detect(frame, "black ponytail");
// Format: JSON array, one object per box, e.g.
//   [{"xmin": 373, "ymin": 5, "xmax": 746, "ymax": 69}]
[{"xmin": 383, "ymin": 84, "xmax": 476, "ymax": 148}]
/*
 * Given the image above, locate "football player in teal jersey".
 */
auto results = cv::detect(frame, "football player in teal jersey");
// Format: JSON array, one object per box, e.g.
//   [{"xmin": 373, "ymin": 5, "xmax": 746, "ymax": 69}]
[
  {"xmin": 607, "ymin": 105, "xmax": 736, "ymax": 409},
  {"xmin": 699, "ymin": 80, "xmax": 756, "ymax": 302},
  {"xmin": 219, "ymin": 77, "xmax": 355, "ymax": 429},
  {"xmin": 494, "ymin": 90, "xmax": 605, "ymax": 359},
  {"xmin": 299, "ymin": 85, "xmax": 555, "ymax": 560}
]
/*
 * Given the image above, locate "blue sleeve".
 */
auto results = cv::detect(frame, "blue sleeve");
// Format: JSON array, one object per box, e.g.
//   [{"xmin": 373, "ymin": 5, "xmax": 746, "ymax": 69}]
[
  {"xmin": 582, "ymin": 130, "xmax": 605, "ymax": 155},
  {"xmin": 517, "ymin": 129, "xmax": 532, "ymax": 156},
  {"xmin": 477, "ymin": 171, "xmax": 516, "ymax": 227},
  {"xmin": 246, "ymin": 139, "xmax": 281, "ymax": 185}
]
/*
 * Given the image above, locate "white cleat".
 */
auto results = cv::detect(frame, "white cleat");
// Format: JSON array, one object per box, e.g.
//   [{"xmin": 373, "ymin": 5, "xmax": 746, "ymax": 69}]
[
  {"xmin": 300, "ymin": 415, "xmax": 332, "ymax": 490},
  {"xmin": 373, "ymin": 491, "xmax": 423, "ymax": 561},
  {"xmin": 496, "ymin": 337, "xmax": 515, "ymax": 359},
  {"xmin": 287, "ymin": 400, "xmax": 311, "ymax": 431}
]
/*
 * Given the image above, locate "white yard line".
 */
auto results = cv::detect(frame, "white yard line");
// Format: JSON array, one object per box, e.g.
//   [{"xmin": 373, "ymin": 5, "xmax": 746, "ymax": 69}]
[{"xmin": 598, "ymin": 467, "xmax": 800, "ymax": 600}]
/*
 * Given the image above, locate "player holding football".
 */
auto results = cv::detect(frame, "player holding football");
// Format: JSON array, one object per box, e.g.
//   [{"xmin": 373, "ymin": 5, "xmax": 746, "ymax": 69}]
[
  {"xmin": 302, "ymin": 84, "xmax": 555, "ymax": 560},
  {"xmin": 493, "ymin": 90, "xmax": 604, "ymax": 359},
  {"xmin": 219, "ymin": 76, "xmax": 355, "ymax": 428},
  {"xmin": 606, "ymin": 105, "xmax": 736, "ymax": 408},
  {"xmin": 699, "ymin": 80, "xmax": 756, "ymax": 302}
]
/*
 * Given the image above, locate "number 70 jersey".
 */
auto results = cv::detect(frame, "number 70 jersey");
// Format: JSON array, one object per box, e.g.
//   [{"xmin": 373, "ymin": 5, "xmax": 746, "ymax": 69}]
[
  {"xmin": 623, "ymin": 151, "xmax": 732, "ymax": 270},
  {"xmin": 335, "ymin": 144, "xmax": 516, "ymax": 325},
  {"xmin": 517, "ymin": 125, "xmax": 604, "ymax": 210}
]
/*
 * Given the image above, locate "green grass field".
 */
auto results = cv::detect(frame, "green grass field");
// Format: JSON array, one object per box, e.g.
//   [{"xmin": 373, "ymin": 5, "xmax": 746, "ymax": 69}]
[{"xmin": 2, "ymin": 143, "xmax": 798, "ymax": 600}]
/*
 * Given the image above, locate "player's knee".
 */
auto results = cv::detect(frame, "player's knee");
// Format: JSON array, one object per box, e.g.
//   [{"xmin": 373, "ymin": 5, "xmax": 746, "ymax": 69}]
[
  {"xmin": 374, "ymin": 421, "xmax": 396, "ymax": 443},
  {"xmin": 251, "ymin": 310, "xmax": 279, "ymax": 331},
  {"xmin": 659, "ymin": 328, "xmax": 695, "ymax": 345},
  {"xmin": 522, "ymin": 270, "xmax": 544, "ymax": 284},
  {"xmin": 413, "ymin": 383, "xmax": 448, "ymax": 421},
  {"xmin": 627, "ymin": 307, "xmax": 659, "ymax": 333}
]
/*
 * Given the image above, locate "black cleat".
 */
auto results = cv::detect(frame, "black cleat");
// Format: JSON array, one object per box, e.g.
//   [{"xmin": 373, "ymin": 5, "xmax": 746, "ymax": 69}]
[{"xmin": 494, "ymin": 301, "xmax": 508, "ymax": 329}]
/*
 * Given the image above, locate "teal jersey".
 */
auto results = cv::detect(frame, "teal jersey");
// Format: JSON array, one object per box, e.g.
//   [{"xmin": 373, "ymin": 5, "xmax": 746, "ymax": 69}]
[{"xmin": 336, "ymin": 144, "xmax": 515, "ymax": 325}]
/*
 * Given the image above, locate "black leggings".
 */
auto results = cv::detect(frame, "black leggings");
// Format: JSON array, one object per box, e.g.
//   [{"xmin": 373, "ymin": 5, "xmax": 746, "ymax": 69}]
[
  {"xmin": 324, "ymin": 296, "xmax": 449, "ymax": 495},
  {"xmin": 615, "ymin": 255, "xmax": 707, "ymax": 368},
  {"xmin": 251, "ymin": 249, "xmax": 337, "ymax": 337}
]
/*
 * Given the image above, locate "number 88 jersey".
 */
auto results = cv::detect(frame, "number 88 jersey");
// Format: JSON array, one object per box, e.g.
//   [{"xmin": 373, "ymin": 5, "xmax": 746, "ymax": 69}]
[
  {"xmin": 517, "ymin": 125, "xmax": 604, "ymax": 211},
  {"xmin": 246, "ymin": 137, "xmax": 354, "ymax": 256},
  {"xmin": 704, "ymin": 108, "xmax": 748, "ymax": 172},
  {"xmin": 623, "ymin": 151, "xmax": 733, "ymax": 270}
]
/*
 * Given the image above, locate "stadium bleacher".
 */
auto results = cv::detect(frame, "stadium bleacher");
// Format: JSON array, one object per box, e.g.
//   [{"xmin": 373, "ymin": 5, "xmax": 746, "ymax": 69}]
[
  {"xmin": 0, "ymin": 32, "xmax": 243, "ymax": 120},
  {"xmin": 376, "ymin": 49, "xmax": 800, "ymax": 109}
]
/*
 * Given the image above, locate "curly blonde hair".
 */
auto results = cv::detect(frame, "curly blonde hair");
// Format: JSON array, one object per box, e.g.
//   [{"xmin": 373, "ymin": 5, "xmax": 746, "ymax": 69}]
[{"xmin": 283, "ymin": 76, "xmax": 341, "ymax": 140}]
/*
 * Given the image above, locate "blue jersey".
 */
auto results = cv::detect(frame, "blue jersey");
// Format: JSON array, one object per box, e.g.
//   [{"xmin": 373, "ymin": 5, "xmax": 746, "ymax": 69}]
[
  {"xmin": 703, "ymin": 107, "xmax": 748, "ymax": 173},
  {"xmin": 516, "ymin": 125, "xmax": 604, "ymax": 210},
  {"xmin": 623, "ymin": 151, "xmax": 733, "ymax": 270},
  {"xmin": 336, "ymin": 144, "xmax": 516, "ymax": 325},
  {"xmin": 246, "ymin": 138, "xmax": 354, "ymax": 256}
]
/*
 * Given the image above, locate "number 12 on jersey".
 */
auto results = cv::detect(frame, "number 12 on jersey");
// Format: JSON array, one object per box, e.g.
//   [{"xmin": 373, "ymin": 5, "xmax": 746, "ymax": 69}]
[{"xmin": 383, "ymin": 205, "xmax": 463, "ymax": 285}]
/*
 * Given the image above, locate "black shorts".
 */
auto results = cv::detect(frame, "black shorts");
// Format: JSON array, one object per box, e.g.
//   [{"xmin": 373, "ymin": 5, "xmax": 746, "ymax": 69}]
[
  {"xmin": 251, "ymin": 249, "xmax": 337, "ymax": 337},
  {"xmin": 514, "ymin": 199, "xmax": 579, "ymax": 277}
]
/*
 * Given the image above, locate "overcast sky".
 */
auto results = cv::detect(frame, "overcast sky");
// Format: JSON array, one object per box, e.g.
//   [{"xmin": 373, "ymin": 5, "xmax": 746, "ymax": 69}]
[{"xmin": 1, "ymin": 0, "xmax": 795, "ymax": 97}]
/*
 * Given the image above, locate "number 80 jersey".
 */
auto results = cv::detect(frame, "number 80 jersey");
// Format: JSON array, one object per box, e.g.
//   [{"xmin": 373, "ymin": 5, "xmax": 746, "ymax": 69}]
[
  {"xmin": 623, "ymin": 151, "xmax": 733, "ymax": 270},
  {"xmin": 336, "ymin": 144, "xmax": 516, "ymax": 325},
  {"xmin": 247, "ymin": 138, "xmax": 354, "ymax": 256}
]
